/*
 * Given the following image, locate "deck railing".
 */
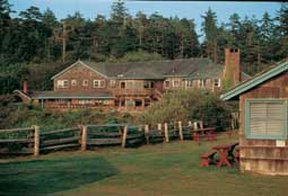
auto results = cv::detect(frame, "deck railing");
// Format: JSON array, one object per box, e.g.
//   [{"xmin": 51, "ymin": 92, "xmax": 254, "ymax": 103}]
[{"xmin": 112, "ymin": 88, "xmax": 153, "ymax": 96}]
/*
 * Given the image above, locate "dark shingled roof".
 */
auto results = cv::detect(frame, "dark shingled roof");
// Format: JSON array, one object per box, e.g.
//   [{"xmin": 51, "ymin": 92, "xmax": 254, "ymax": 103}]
[
  {"xmin": 220, "ymin": 58, "xmax": 288, "ymax": 101},
  {"xmin": 81, "ymin": 58, "xmax": 222, "ymax": 79},
  {"xmin": 30, "ymin": 91, "xmax": 114, "ymax": 99}
]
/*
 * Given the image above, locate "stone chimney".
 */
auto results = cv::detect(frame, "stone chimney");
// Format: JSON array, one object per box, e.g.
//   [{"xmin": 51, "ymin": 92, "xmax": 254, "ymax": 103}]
[
  {"xmin": 223, "ymin": 48, "xmax": 240, "ymax": 85},
  {"xmin": 23, "ymin": 79, "xmax": 28, "ymax": 94}
]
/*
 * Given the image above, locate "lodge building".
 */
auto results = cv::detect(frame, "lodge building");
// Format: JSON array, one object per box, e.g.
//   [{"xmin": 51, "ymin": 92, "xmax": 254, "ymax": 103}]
[{"xmin": 15, "ymin": 48, "xmax": 248, "ymax": 111}]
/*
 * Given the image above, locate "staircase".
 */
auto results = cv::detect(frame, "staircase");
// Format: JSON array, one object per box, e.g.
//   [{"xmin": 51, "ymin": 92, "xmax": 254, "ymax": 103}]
[{"xmin": 152, "ymin": 89, "xmax": 163, "ymax": 101}]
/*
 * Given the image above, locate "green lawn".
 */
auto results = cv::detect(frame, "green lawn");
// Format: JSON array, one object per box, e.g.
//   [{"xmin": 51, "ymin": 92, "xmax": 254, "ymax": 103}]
[{"xmin": 0, "ymin": 134, "xmax": 287, "ymax": 196}]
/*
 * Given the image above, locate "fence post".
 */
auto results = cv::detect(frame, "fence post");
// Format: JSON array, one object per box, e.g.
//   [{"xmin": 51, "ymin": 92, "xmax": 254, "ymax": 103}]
[
  {"xmin": 121, "ymin": 125, "xmax": 128, "ymax": 148},
  {"xmin": 144, "ymin": 124, "xmax": 150, "ymax": 144},
  {"xmin": 178, "ymin": 121, "xmax": 184, "ymax": 141},
  {"xmin": 81, "ymin": 125, "xmax": 87, "ymax": 151},
  {"xmin": 199, "ymin": 121, "xmax": 203, "ymax": 129},
  {"xmin": 157, "ymin": 123, "xmax": 162, "ymax": 131},
  {"xmin": 164, "ymin": 123, "xmax": 169, "ymax": 142},
  {"xmin": 193, "ymin": 122, "xmax": 198, "ymax": 130},
  {"xmin": 33, "ymin": 125, "xmax": 40, "ymax": 156}
]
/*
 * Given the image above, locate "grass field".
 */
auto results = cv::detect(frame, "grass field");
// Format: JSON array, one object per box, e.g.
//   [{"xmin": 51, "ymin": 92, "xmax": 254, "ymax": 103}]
[{"xmin": 0, "ymin": 134, "xmax": 287, "ymax": 196}]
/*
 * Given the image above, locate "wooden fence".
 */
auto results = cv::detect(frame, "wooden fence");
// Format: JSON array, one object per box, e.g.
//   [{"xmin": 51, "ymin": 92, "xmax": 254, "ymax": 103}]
[{"xmin": 0, "ymin": 120, "xmax": 215, "ymax": 157}]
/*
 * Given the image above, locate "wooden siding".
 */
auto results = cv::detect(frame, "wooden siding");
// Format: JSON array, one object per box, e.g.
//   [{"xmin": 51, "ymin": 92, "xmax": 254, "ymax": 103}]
[
  {"xmin": 239, "ymin": 71, "xmax": 288, "ymax": 175},
  {"xmin": 54, "ymin": 63, "xmax": 108, "ymax": 92}
]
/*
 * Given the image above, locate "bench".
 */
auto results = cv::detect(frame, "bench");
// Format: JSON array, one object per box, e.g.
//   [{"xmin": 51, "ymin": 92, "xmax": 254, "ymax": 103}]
[
  {"xmin": 234, "ymin": 148, "xmax": 240, "ymax": 162},
  {"xmin": 200, "ymin": 151, "xmax": 217, "ymax": 167},
  {"xmin": 227, "ymin": 142, "xmax": 239, "ymax": 161}
]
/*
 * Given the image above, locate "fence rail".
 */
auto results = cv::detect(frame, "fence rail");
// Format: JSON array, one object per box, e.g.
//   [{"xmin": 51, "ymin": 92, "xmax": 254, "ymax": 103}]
[
  {"xmin": 0, "ymin": 119, "xmax": 236, "ymax": 157},
  {"xmin": 0, "ymin": 127, "xmax": 34, "ymax": 133}
]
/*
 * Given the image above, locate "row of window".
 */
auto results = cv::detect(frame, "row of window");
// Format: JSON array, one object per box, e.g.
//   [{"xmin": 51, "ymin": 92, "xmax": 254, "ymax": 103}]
[
  {"xmin": 164, "ymin": 78, "xmax": 221, "ymax": 88},
  {"xmin": 57, "ymin": 78, "xmax": 221, "ymax": 89},
  {"xmin": 57, "ymin": 79, "xmax": 105, "ymax": 88}
]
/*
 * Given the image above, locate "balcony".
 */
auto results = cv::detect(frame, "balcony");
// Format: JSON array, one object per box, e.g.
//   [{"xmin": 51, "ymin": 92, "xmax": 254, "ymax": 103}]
[{"xmin": 112, "ymin": 88, "xmax": 154, "ymax": 96}]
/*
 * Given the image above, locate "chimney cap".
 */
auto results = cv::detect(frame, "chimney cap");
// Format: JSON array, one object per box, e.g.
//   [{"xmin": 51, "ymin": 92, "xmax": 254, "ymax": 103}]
[{"xmin": 227, "ymin": 48, "xmax": 239, "ymax": 53}]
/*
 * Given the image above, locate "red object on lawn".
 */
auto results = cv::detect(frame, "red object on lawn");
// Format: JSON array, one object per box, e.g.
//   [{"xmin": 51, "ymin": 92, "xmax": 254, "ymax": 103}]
[{"xmin": 212, "ymin": 142, "xmax": 239, "ymax": 168}]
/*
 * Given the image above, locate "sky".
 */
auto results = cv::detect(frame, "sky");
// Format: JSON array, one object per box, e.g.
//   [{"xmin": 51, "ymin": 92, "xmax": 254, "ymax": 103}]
[{"xmin": 10, "ymin": 0, "xmax": 282, "ymax": 36}]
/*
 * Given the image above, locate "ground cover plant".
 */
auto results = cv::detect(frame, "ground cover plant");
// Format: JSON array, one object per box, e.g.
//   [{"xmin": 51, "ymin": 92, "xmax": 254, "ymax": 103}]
[{"xmin": 0, "ymin": 134, "xmax": 287, "ymax": 196}]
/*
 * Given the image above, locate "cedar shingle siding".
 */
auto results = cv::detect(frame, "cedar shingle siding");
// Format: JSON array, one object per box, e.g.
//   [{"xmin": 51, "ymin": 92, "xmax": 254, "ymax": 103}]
[
  {"xmin": 15, "ymin": 56, "xmax": 242, "ymax": 111},
  {"xmin": 221, "ymin": 59, "xmax": 288, "ymax": 175}
]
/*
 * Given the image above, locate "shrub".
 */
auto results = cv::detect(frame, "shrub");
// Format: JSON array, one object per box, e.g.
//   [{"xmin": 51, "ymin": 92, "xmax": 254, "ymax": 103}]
[{"xmin": 142, "ymin": 89, "xmax": 233, "ymax": 131}]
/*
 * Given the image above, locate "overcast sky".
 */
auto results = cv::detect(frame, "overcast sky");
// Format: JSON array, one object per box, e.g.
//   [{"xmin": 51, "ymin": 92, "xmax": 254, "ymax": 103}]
[{"xmin": 10, "ymin": 0, "xmax": 282, "ymax": 36}]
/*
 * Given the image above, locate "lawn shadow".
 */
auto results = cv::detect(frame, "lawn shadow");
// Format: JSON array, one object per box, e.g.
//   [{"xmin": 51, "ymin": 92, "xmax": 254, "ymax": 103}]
[{"xmin": 0, "ymin": 156, "xmax": 118, "ymax": 195}]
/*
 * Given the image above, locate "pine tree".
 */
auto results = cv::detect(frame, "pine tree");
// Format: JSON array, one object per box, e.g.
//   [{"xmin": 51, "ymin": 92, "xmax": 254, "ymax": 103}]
[
  {"xmin": 201, "ymin": 7, "xmax": 219, "ymax": 62},
  {"xmin": 276, "ymin": 3, "xmax": 288, "ymax": 59}
]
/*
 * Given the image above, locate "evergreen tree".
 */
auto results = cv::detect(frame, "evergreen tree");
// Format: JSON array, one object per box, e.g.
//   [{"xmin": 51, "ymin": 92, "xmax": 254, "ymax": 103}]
[
  {"xmin": 259, "ymin": 12, "xmax": 277, "ymax": 64},
  {"xmin": 201, "ymin": 7, "xmax": 219, "ymax": 62},
  {"xmin": 276, "ymin": 3, "xmax": 288, "ymax": 59}
]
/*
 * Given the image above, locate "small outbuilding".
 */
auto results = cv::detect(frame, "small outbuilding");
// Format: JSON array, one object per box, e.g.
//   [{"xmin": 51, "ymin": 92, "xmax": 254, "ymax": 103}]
[{"xmin": 221, "ymin": 59, "xmax": 288, "ymax": 175}]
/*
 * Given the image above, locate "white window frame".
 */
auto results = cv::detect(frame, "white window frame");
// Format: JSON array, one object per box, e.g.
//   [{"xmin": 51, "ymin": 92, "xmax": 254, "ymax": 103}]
[
  {"xmin": 93, "ymin": 79, "xmax": 105, "ymax": 88},
  {"xmin": 71, "ymin": 79, "xmax": 77, "ymax": 87},
  {"xmin": 173, "ymin": 80, "xmax": 180, "ymax": 88},
  {"xmin": 57, "ymin": 80, "xmax": 69, "ymax": 88},
  {"xmin": 164, "ymin": 80, "xmax": 170, "ymax": 88},
  {"xmin": 199, "ymin": 79, "xmax": 205, "ymax": 88},
  {"xmin": 186, "ymin": 80, "xmax": 193, "ymax": 88},
  {"xmin": 82, "ymin": 79, "xmax": 89, "ymax": 87},
  {"xmin": 110, "ymin": 80, "xmax": 116, "ymax": 88},
  {"xmin": 245, "ymin": 99, "xmax": 287, "ymax": 140}
]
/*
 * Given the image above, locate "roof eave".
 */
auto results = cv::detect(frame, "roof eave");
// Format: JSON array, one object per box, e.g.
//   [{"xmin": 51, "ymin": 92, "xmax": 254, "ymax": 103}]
[
  {"xmin": 32, "ymin": 96, "xmax": 115, "ymax": 99},
  {"xmin": 220, "ymin": 61, "xmax": 288, "ymax": 101},
  {"xmin": 13, "ymin": 90, "xmax": 32, "ymax": 100},
  {"xmin": 51, "ymin": 60, "xmax": 108, "ymax": 80},
  {"xmin": 110, "ymin": 77, "xmax": 164, "ymax": 80}
]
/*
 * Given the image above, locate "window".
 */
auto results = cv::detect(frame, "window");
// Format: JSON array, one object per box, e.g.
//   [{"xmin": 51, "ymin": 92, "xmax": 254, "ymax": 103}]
[
  {"xmin": 186, "ymin": 80, "xmax": 193, "ymax": 87},
  {"xmin": 82, "ymin": 80, "xmax": 89, "ymax": 87},
  {"xmin": 164, "ymin": 81, "xmax": 170, "ymax": 88},
  {"xmin": 126, "ymin": 100, "xmax": 134, "ymax": 107},
  {"xmin": 110, "ymin": 80, "xmax": 116, "ymax": 88},
  {"xmin": 135, "ymin": 99, "xmax": 143, "ymax": 107},
  {"xmin": 214, "ymin": 78, "xmax": 221, "ymax": 87},
  {"xmin": 93, "ymin": 80, "xmax": 105, "ymax": 88},
  {"xmin": 57, "ymin": 80, "xmax": 69, "ymax": 88},
  {"xmin": 120, "ymin": 82, "xmax": 125, "ymax": 89},
  {"xmin": 126, "ymin": 81, "xmax": 133, "ymax": 89},
  {"xmin": 173, "ymin": 80, "xmax": 180, "ymax": 88},
  {"xmin": 245, "ymin": 99, "xmax": 287, "ymax": 140},
  {"xmin": 144, "ymin": 81, "xmax": 150, "ymax": 88},
  {"xmin": 71, "ymin": 79, "xmax": 77, "ymax": 87},
  {"xmin": 199, "ymin": 79, "xmax": 205, "ymax": 88}
]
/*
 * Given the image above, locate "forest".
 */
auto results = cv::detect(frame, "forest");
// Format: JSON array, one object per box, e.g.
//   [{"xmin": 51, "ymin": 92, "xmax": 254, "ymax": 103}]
[{"xmin": 0, "ymin": 0, "xmax": 287, "ymax": 94}]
